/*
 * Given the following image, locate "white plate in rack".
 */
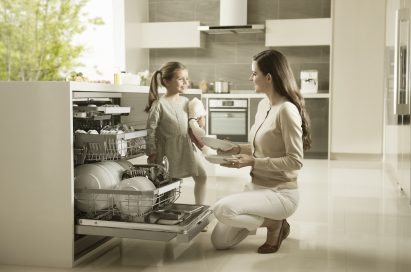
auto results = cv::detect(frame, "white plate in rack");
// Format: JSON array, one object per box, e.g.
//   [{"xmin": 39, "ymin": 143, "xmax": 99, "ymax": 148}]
[
  {"xmin": 201, "ymin": 137, "xmax": 237, "ymax": 151},
  {"xmin": 204, "ymin": 155, "xmax": 236, "ymax": 164},
  {"xmin": 74, "ymin": 163, "xmax": 115, "ymax": 212},
  {"xmin": 114, "ymin": 177, "xmax": 156, "ymax": 216}
]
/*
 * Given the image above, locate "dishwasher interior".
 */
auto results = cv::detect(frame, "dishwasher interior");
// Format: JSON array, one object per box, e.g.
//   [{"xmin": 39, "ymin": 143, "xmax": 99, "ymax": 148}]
[{"xmin": 72, "ymin": 91, "xmax": 213, "ymax": 260}]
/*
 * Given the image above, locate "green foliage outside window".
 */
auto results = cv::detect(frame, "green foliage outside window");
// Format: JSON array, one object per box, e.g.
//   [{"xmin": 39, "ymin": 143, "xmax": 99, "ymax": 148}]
[{"xmin": 0, "ymin": 0, "xmax": 104, "ymax": 81}]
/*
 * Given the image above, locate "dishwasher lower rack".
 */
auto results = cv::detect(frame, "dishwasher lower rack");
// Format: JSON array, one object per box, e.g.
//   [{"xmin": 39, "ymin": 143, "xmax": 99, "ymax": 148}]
[
  {"xmin": 75, "ymin": 179, "xmax": 181, "ymax": 221},
  {"xmin": 75, "ymin": 179, "xmax": 213, "ymax": 242}
]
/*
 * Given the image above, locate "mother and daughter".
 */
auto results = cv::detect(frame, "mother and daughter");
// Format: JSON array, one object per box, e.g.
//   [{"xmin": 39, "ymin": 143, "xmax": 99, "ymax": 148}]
[{"xmin": 144, "ymin": 49, "xmax": 311, "ymax": 254}]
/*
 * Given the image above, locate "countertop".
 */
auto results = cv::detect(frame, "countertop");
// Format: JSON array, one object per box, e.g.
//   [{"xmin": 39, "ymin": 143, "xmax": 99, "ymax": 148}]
[
  {"xmin": 202, "ymin": 92, "xmax": 264, "ymax": 98},
  {"xmin": 202, "ymin": 91, "xmax": 329, "ymax": 99},
  {"xmin": 67, "ymin": 82, "xmax": 328, "ymax": 98}
]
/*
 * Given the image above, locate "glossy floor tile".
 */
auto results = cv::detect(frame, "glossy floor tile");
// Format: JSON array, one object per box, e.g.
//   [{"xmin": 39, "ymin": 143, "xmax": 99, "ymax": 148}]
[{"xmin": 1, "ymin": 159, "xmax": 410, "ymax": 272}]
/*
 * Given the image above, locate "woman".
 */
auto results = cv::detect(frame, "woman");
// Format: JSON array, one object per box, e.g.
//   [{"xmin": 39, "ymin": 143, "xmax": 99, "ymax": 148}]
[
  {"xmin": 144, "ymin": 61, "xmax": 207, "ymax": 205},
  {"xmin": 211, "ymin": 49, "xmax": 311, "ymax": 253}
]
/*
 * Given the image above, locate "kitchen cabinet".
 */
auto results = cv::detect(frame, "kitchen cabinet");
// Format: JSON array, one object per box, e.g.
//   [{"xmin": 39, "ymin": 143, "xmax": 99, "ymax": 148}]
[
  {"xmin": 0, "ymin": 82, "xmax": 210, "ymax": 268},
  {"xmin": 265, "ymin": 18, "xmax": 332, "ymax": 47},
  {"xmin": 384, "ymin": 0, "xmax": 411, "ymax": 204},
  {"xmin": 263, "ymin": 11, "xmax": 332, "ymax": 159},
  {"xmin": 332, "ymin": 0, "xmax": 385, "ymax": 156},
  {"xmin": 140, "ymin": 21, "xmax": 205, "ymax": 48}
]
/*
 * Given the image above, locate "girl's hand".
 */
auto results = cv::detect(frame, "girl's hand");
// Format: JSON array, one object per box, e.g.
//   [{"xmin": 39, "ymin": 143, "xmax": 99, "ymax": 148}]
[
  {"xmin": 221, "ymin": 154, "xmax": 254, "ymax": 168},
  {"xmin": 197, "ymin": 116, "xmax": 206, "ymax": 128}
]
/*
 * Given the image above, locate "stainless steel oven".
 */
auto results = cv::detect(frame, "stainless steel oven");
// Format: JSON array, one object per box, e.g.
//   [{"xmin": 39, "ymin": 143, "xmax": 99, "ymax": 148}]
[{"xmin": 208, "ymin": 98, "xmax": 248, "ymax": 142}]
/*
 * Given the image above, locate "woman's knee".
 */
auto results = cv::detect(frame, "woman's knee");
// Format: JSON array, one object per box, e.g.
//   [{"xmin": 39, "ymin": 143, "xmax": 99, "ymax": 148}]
[
  {"xmin": 211, "ymin": 222, "xmax": 249, "ymax": 250},
  {"xmin": 211, "ymin": 229, "xmax": 230, "ymax": 250},
  {"xmin": 213, "ymin": 200, "xmax": 237, "ymax": 223},
  {"xmin": 210, "ymin": 223, "xmax": 234, "ymax": 250}
]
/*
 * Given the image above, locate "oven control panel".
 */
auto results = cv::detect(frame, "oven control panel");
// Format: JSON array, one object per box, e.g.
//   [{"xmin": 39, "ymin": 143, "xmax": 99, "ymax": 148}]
[{"xmin": 209, "ymin": 99, "xmax": 248, "ymax": 108}]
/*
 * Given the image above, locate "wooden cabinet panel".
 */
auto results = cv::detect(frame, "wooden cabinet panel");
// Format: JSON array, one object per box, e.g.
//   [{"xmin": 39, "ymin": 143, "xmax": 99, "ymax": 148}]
[
  {"xmin": 140, "ymin": 21, "xmax": 205, "ymax": 48},
  {"xmin": 265, "ymin": 18, "xmax": 332, "ymax": 47}
]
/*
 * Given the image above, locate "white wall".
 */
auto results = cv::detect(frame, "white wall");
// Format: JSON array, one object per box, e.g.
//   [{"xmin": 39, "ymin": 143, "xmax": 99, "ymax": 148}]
[{"xmin": 331, "ymin": 0, "xmax": 386, "ymax": 156}]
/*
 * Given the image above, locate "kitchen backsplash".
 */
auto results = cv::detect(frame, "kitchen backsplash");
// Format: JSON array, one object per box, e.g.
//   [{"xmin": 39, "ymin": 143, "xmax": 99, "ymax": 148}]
[{"xmin": 148, "ymin": 0, "xmax": 331, "ymax": 91}]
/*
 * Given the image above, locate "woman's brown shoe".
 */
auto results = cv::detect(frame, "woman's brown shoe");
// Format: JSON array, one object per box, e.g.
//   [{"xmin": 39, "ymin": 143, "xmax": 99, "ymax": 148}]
[{"xmin": 257, "ymin": 219, "xmax": 290, "ymax": 254}]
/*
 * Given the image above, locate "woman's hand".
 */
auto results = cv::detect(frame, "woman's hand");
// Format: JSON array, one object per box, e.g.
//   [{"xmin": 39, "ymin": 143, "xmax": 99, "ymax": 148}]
[{"xmin": 221, "ymin": 154, "xmax": 254, "ymax": 169}]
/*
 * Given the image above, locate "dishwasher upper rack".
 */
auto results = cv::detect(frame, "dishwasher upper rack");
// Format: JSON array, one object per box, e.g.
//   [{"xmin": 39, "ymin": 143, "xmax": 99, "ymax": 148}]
[
  {"xmin": 75, "ymin": 179, "xmax": 181, "ymax": 222},
  {"xmin": 74, "ymin": 130, "xmax": 147, "ymax": 165}
]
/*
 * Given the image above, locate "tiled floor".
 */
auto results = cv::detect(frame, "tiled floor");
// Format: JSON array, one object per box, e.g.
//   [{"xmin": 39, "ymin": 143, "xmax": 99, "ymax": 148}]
[{"xmin": 1, "ymin": 159, "xmax": 411, "ymax": 272}]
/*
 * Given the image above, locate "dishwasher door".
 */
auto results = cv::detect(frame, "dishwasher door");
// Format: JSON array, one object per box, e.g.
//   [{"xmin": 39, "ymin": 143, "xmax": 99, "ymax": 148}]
[{"xmin": 74, "ymin": 180, "xmax": 213, "ymax": 243}]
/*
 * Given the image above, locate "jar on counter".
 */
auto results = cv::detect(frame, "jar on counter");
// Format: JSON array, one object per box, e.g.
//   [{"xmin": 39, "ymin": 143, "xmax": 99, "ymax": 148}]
[{"xmin": 199, "ymin": 80, "xmax": 209, "ymax": 93}]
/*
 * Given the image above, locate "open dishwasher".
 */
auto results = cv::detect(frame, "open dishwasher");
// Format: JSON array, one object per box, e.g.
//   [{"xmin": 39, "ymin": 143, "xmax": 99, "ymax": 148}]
[
  {"xmin": 72, "ymin": 91, "xmax": 213, "ymax": 260},
  {"xmin": 74, "ymin": 162, "xmax": 212, "ymax": 243}
]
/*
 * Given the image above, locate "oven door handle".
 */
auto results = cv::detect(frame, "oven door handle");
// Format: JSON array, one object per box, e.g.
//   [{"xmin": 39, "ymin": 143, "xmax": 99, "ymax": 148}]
[{"xmin": 209, "ymin": 108, "xmax": 247, "ymax": 112}]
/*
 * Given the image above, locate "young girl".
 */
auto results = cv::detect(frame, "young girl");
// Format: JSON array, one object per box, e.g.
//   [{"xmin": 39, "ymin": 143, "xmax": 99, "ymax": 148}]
[{"xmin": 144, "ymin": 62, "xmax": 207, "ymax": 205}]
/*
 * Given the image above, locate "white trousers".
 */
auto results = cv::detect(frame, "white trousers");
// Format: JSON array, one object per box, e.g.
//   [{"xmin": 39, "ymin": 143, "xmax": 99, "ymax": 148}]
[
  {"xmin": 192, "ymin": 149, "xmax": 207, "ymax": 205},
  {"xmin": 211, "ymin": 182, "xmax": 299, "ymax": 249}
]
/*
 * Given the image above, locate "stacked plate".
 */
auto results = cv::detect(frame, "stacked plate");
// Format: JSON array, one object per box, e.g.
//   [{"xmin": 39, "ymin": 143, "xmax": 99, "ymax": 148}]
[
  {"xmin": 204, "ymin": 155, "xmax": 236, "ymax": 164},
  {"xmin": 74, "ymin": 163, "xmax": 117, "ymax": 212},
  {"xmin": 201, "ymin": 137, "xmax": 238, "ymax": 164},
  {"xmin": 114, "ymin": 176, "xmax": 156, "ymax": 217},
  {"xmin": 201, "ymin": 136, "xmax": 237, "ymax": 151},
  {"xmin": 74, "ymin": 161, "xmax": 134, "ymax": 213}
]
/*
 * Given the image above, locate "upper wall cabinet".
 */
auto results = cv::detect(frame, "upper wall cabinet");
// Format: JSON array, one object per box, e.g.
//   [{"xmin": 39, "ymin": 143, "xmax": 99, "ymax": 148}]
[
  {"xmin": 265, "ymin": 18, "xmax": 332, "ymax": 46},
  {"xmin": 140, "ymin": 21, "xmax": 205, "ymax": 48}
]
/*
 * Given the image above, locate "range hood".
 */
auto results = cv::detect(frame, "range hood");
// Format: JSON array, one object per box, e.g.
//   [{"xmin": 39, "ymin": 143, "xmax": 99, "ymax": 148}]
[
  {"xmin": 198, "ymin": 0, "xmax": 264, "ymax": 34},
  {"xmin": 198, "ymin": 25, "xmax": 264, "ymax": 34}
]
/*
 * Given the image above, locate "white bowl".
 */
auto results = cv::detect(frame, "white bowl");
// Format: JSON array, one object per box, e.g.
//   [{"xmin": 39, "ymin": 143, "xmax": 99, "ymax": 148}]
[
  {"xmin": 74, "ymin": 163, "xmax": 116, "ymax": 212},
  {"xmin": 114, "ymin": 177, "xmax": 156, "ymax": 216},
  {"xmin": 97, "ymin": 161, "xmax": 124, "ymax": 185},
  {"xmin": 201, "ymin": 137, "xmax": 237, "ymax": 151},
  {"xmin": 204, "ymin": 155, "xmax": 236, "ymax": 164},
  {"xmin": 115, "ymin": 160, "xmax": 134, "ymax": 171}
]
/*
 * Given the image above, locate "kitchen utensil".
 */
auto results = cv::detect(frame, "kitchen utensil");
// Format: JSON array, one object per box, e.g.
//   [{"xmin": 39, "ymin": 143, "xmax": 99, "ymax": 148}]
[
  {"xmin": 212, "ymin": 81, "xmax": 231, "ymax": 93},
  {"xmin": 201, "ymin": 136, "xmax": 237, "ymax": 151},
  {"xmin": 161, "ymin": 156, "xmax": 169, "ymax": 174}
]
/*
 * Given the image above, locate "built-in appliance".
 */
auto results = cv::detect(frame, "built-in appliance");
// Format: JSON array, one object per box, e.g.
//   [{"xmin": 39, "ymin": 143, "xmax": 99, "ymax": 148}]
[
  {"xmin": 207, "ymin": 98, "xmax": 248, "ymax": 142},
  {"xmin": 0, "ymin": 82, "xmax": 213, "ymax": 268},
  {"xmin": 198, "ymin": 0, "xmax": 264, "ymax": 34},
  {"xmin": 300, "ymin": 70, "xmax": 319, "ymax": 94},
  {"xmin": 72, "ymin": 90, "xmax": 213, "ymax": 258}
]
